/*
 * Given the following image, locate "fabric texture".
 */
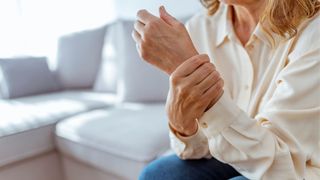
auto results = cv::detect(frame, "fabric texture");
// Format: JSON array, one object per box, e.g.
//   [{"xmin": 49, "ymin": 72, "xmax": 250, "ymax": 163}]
[
  {"xmin": 55, "ymin": 104, "xmax": 170, "ymax": 179},
  {"xmin": 0, "ymin": 91, "xmax": 115, "ymax": 167},
  {"xmin": 170, "ymin": 4, "xmax": 320, "ymax": 180},
  {"xmin": 0, "ymin": 57, "xmax": 60, "ymax": 99},
  {"xmin": 139, "ymin": 154, "xmax": 245, "ymax": 180},
  {"xmin": 0, "ymin": 91, "xmax": 115, "ymax": 137},
  {"xmin": 0, "ymin": 125, "xmax": 55, "ymax": 168},
  {"xmin": 93, "ymin": 22, "xmax": 119, "ymax": 93},
  {"xmin": 56, "ymin": 25, "xmax": 106, "ymax": 89}
]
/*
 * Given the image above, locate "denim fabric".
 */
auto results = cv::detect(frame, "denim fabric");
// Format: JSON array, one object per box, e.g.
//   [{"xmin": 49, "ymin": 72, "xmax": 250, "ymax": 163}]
[
  {"xmin": 139, "ymin": 154, "xmax": 248, "ymax": 180},
  {"xmin": 229, "ymin": 176, "xmax": 249, "ymax": 180}
]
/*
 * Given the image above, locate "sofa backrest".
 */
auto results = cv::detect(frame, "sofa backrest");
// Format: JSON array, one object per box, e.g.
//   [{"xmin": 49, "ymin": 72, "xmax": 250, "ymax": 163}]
[
  {"xmin": 56, "ymin": 25, "xmax": 107, "ymax": 90},
  {"xmin": 94, "ymin": 20, "xmax": 170, "ymax": 103}
]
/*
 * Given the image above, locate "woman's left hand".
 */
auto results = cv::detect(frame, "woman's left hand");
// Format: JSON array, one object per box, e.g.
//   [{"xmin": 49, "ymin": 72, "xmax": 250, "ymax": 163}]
[
  {"xmin": 166, "ymin": 55, "xmax": 224, "ymax": 136},
  {"xmin": 132, "ymin": 6, "xmax": 198, "ymax": 74}
]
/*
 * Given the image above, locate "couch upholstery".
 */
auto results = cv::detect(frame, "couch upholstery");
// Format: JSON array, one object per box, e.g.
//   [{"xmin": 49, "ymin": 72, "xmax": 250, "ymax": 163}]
[
  {"xmin": 0, "ymin": 91, "xmax": 115, "ymax": 167},
  {"xmin": 56, "ymin": 104, "xmax": 170, "ymax": 179},
  {"xmin": 0, "ymin": 18, "xmax": 174, "ymax": 180}
]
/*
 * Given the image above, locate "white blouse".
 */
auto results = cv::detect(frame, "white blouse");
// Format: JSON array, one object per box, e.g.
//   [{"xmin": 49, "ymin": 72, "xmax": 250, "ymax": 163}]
[{"xmin": 169, "ymin": 4, "xmax": 320, "ymax": 180}]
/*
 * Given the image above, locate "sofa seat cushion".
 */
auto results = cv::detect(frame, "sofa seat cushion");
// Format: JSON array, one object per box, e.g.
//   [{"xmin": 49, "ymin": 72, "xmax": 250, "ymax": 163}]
[
  {"xmin": 0, "ymin": 90, "xmax": 115, "ymax": 167},
  {"xmin": 55, "ymin": 103, "xmax": 170, "ymax": 179}
]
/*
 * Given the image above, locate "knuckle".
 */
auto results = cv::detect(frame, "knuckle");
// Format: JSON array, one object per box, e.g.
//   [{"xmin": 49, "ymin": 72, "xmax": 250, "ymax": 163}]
[
  {"xmin": 201, "ymin": 63, "xmax": 213, "ymax": 74},
  {"xmin": 219, "ymin": 79, "xmax": 224, "ymax": 88},
  {"xmin": 192, "ymin": 57, "xmax": 204, "ymax": 68},
  {"xmin": 176, "ymin": 22, "xmax": 184, "ymax": 29},
  {"xmin": 140, "ymin": 48, "xmax": 149, "ymax": 60},
  {"xmin": 215, "ymin": 79, "xmax": 224, "ymax": 90},
  {"xmin": 178, "ymin": 86, "xmax": 187, "ymax": 96},
  {"xmin": 169, "ymin": 75, "xmax": 179, "ymax": 85},
  {"xmin": 212, "ymin": 70, "xmax": 220, "ymax": 80},
  {"xmin": 146, "ymin": 20, "xmax": 157, "ymax": 29},
  {"xmin": 137, "ymin": 9, "xmax": 146, "ymax": 17},
  {"xmin": 200, "ymin": 54, "xmax": 210, "ymax": 60}
]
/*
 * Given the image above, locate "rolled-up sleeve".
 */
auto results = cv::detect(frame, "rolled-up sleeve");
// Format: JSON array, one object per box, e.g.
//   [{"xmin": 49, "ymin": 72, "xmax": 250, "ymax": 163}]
[
  {"xmin": 170, "ymin": 44, "xmax": 320, "ymax": 179},
  {"xmin": 169, "ymin": 120, "xmax": 212, "ymax": 160}
]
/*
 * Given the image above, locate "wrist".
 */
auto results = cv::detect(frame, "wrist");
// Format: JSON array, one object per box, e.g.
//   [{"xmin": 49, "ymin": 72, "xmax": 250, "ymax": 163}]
[
  {"xmin": 168, "ymin": 50, "xmax": 199, "ymax": 75},
  {"xmin": 169, "ymin": 120, "xmax": 198, "ymax": 137}
]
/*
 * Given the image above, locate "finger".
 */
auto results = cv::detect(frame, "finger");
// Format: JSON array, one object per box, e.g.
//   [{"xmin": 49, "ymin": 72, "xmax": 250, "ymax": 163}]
[
  {"xmin": 185, "ymin": 62, "xmax": 216, "ymax": 86},
  {"xmin": 173, "ymin": 54, "xmax": 210, "ymax": 77},
  {"xmin": 201, "ymin": 79, "xmax": 224, "ymax": 103},
  {"xmin": 159, "ymin": 6, "xmax": 179, "ymax": 26},
  {"xmin": 134, "ymin": 20, "xmax": 145, "ymax": 35},
  {"xmin": 196, "ymin": 70, "xmax": 220, "ymax": 94},
  {"xmin": 131, "ymin": 30, "xmax": 141, "ymax": 43},
  {"xmin": 137, "ymin": 9, "xmax": 158, "ymax": 24}
]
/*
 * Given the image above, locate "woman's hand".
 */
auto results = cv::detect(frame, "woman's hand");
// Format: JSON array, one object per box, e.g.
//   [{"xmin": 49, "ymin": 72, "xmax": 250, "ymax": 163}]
[
  {"xmin": 132, "ymin": 6, "xmax": 198, "ymax": 74},
  {"xmin": 166, "ymin": 54, "xmax": 224, "ymax": 136}
]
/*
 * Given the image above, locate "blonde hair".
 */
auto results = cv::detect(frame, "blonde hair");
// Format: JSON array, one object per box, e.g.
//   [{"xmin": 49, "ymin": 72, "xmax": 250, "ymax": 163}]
[{"xmin": 200, "ymin": 0, "xmax": 320, "ymax": 38}]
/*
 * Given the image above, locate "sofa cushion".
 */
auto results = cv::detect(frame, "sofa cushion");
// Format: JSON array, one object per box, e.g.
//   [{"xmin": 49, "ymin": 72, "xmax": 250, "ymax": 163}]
[
  {"xmin": 0, "ymin": 125, "xmax": 56, "ymax": 168},
  {"xmin": 56, "ymin": 26, "xmax": 106, "ymax": 89},
  {"xmin": 0, "ymin": 91, "xmax": 115, "ymax": 167},
  {"xmin": 55, "ymin": 104, "xmax": 170, "ymax": 179},
  {"xmin": 0, "ymin": 57, "xmax": 61, "ymax": 99}
]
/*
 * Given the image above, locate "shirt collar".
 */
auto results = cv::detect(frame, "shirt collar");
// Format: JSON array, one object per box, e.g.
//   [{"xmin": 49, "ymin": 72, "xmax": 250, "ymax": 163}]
[
  {"xmin": 213, "ymin": 5, "xmax": 231, "ymax": 47},
  {"xmin": 254, "ymin": 23, "xmax": 282, "ymax": 48},
  {"xmin": 213, "ymin": 5, "xmax": 282, "ymax": 48}
]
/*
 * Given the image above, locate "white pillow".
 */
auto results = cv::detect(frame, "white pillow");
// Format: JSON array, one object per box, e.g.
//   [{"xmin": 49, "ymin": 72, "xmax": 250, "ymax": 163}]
[
  {"xmin": 56, "ymin": 25, "xmax": 106, "ymax": 89},
  {"xmin": 0, "ymin": 57, "xmax": 61, "ymax": 99},
  {"xmin": 116, "ymin": 20, "xmax": 169, "ymax": 103}
]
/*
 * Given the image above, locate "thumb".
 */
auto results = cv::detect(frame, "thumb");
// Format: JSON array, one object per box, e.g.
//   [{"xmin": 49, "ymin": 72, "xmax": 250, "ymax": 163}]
[{"xmin": 159, "ymin": 6, "xmax": 178, "ymax": 26}]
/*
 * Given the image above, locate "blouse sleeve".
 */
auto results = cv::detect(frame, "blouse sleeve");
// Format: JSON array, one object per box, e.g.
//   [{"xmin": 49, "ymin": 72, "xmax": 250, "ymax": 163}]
[{"xmin": 169, "ymin": 16, "xmax": 320, "ymax": 180}]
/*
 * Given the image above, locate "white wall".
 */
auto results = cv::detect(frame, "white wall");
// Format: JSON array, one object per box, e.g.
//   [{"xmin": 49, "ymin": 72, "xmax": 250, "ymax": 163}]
[
  {"xmin": 0, "ymin": 0, "xmax": 203, "ymax": 59},
  {"xmin": 115, "ymin": 0, "xmax": 202, "ymax": 19}
]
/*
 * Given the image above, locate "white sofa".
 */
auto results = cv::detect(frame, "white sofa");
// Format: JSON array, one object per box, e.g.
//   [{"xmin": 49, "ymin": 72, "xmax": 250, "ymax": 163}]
[{"xmin": 0, "ymin": 19, "xmax": 175, "ymax": 180}]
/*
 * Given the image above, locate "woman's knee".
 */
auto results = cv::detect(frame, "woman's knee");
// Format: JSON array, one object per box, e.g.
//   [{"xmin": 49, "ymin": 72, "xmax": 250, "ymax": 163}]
[{"xmin": 139, "ymin": 155, "xmax": 185, "ymax": 180}]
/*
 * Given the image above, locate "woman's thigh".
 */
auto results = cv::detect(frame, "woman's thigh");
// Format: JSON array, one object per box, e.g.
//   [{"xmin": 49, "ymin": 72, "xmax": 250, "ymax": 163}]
[{"xmin": 139, "ymin": 154, "xmax": 242, "ymax": 180}]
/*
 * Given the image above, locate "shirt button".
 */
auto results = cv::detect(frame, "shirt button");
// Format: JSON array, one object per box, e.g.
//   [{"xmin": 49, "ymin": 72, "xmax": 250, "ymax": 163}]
[
  {"xmin": 247, "ymin": 44, "xmax": 254, "ymax": 51},
  {"xmin": 201, "ymin": 122, "xmax": 208, "ymax": 128}
]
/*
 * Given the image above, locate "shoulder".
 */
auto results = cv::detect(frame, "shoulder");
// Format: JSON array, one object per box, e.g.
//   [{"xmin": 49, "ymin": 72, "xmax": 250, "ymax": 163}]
[
  {"xmin": 289, "ymin": 13, "xmax": 320, "ymax": 60},
  {"xmin": 298, "ymin": 13, "xmax": 320, "ymax": 46}
]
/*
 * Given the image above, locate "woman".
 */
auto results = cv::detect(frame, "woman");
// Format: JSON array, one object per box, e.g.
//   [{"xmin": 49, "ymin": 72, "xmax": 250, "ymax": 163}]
[{"xmin": 132, "ymin": 0, "xmax": 320, "ymax": 179}]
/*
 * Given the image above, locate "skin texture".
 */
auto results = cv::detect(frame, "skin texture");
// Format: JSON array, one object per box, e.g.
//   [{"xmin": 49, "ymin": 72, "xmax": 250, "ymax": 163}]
[
  {"xmin": 133, "ymin": 1, "xmax": 265, "ymax": 136},
  {"xmin": 222, "ymin": 0, "xmax": 266, "ymax": 45},
  {"xmin": 166, "ymin": 55, "xmax": 224, "ymax": 136},
  {"xmin": 132, "ymin": 7, "xmax": 224, "ymax": 136},
  {"xmin": 133, "ymin": 6, "xmax": 198, "ymax": 75}
]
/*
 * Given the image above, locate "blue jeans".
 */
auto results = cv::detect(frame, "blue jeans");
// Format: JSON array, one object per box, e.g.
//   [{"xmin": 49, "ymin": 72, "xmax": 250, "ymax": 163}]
[{"xmin": 139, "ymin": 155, "xmax": 248, "ymax": 180}]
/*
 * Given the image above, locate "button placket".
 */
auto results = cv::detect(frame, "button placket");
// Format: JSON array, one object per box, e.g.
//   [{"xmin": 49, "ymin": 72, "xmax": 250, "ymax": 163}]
[{"xmin": 238, "ymin": 44, "xmax": 254, "ymax": 110}]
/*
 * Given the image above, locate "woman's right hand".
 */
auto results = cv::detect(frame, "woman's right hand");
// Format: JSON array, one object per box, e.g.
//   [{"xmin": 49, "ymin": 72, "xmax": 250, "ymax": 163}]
[{"xmin": 166, "ymin": 54, "xmax": 224, "ymax": 136}]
